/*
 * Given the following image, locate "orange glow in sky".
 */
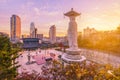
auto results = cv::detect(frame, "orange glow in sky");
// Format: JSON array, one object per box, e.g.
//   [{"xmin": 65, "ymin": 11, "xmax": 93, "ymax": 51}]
[{"xmin": 0, "ymin": 0, "xmax": 120, "ymax": 36}]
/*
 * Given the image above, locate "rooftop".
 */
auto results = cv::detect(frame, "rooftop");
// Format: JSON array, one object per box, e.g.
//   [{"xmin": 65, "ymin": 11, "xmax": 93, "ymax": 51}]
[{"xmin": 64, "ymin": 8, "xmax": 80, "ymax": 17}]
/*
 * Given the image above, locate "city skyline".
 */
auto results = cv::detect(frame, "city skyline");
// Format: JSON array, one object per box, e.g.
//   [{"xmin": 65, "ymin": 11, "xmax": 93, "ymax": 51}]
[{"xmin": 1, "ymin": 0, "xmax": 120, "ymax": 36}]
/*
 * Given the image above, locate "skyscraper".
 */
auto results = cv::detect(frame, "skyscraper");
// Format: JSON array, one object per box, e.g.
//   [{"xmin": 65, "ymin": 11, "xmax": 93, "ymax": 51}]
[
  {"xmin": 30, "ymin": 22, "xmax": 36, "ymax": 38},
  {"xmin": 10, "ymin": 15, "xmax": 21, "ymax": 41},
  {"xmin": 49, "ymin": 25, "xmax": 56, "ymax": 44}
]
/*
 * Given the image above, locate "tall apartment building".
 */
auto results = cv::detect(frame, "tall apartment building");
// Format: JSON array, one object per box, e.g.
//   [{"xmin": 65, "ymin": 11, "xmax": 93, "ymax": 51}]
[
  {"xmin": 30, "ymin": 22, "xmax": 35, "ymax": 38},
  {"xmin": 30, "ymin": 22, "xmax": 37, "ymax": 38},
  {"xmin": 10, "ymin": 15, "xmax": 21, "ymax": 42},
  {"xmin": 49, "ymin": 25, "xmax": 56, "ymax": 44}
]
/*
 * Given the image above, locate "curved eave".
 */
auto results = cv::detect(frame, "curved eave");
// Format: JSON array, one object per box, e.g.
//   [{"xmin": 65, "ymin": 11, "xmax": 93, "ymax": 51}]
[{"xmin": 64, "ymin": 11, "xmax": 80, "ymax": 17}]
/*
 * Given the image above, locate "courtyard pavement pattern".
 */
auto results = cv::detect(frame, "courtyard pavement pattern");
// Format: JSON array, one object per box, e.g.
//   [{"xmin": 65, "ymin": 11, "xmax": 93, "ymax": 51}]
[
  {"xmin": 16, "ymin": 49, "xmax": 62, "ymax": 74},
  {"xmin": 16, "ymin": 48, "xmax": 120, "ymax": 74}
]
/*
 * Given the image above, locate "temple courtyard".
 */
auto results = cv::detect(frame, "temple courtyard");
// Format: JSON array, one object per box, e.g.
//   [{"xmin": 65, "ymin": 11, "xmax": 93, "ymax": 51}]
[
  {"xmin": 16, "ymin": 48, "xmax": 120, "ymax": 74},
  {"xmin": 16, "ymin": 49, "xmax": 63, "ymax": 74}
]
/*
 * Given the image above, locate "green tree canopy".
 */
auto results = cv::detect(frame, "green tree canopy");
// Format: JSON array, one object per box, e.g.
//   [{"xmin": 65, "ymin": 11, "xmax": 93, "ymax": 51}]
[{"xmin": 0, "ymin": 35, "xmax": 20, "ymax": 80}]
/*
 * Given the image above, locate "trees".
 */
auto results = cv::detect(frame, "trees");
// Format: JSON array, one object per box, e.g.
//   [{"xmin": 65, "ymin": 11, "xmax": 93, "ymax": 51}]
[
  {"xmin": 117, "ymin": 26, "xmax": 120, "ymax": 34},
  {"xmin": 78, "ymin": 28, "xmax": 120, "ymax": 56},
  {"xmin": 15, "ymin": 72, "xmax": 48, "ymax": 80},
  {"xmin": 14, "ymin": 60, "xmax": 120, "ymax": 80},
  {"xmin": 0, "ymin": 35, "xmax": 20, "ymax": 80},
  {"xmin": 78, "ymin": 35, "xmax": 93, "ymax": 49},
  {"xmin": 45, "ymin": 61, "xmax": 120, "ymax": 80},
  {"xmin": 94, "ymin": 64, "xmax": 120, "ymax": 80}
]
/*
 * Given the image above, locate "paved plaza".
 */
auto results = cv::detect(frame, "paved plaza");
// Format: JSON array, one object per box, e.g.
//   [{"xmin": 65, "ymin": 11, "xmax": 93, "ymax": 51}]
[
  {"xmin": 16, "ymin": 49, "xmax": 62, "ymax": 74},
  {"xmin": 16, "ymin": 48, "xmax": 120, "ymax": 74}
]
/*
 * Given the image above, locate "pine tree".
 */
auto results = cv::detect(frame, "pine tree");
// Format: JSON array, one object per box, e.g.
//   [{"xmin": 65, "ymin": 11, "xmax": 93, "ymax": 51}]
[{"xmin": 0, "ymin": 35, "xmax": 20, "ymax": 80}]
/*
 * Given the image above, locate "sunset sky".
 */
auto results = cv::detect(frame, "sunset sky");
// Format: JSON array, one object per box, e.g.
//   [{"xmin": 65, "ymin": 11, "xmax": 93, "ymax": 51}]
[{"xmin": 0, "ymin": 0, "xmax": 120, "ymax": 36}]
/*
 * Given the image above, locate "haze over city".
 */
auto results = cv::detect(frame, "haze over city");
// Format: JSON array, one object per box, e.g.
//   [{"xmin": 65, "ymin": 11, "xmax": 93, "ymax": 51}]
[{"xmin": 1, "ymin": 0, "xmax": 120, "ymax": 36}]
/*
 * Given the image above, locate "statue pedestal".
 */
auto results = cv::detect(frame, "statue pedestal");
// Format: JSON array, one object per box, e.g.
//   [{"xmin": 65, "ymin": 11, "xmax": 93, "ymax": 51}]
[{"xmin": 62, "ymin": 48, "xmax": 86, "ymax": 63}]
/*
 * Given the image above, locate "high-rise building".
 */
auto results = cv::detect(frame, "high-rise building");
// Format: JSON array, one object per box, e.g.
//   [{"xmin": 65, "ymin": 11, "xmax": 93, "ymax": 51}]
[
  {"xmin": 30, "ymin": 22, "xmax": 36, "ymax": 38},
  {"xmin": 10, "ymin": 15, "xmax": 21, "ymax": 41},
  {"xmin": 49, "ymin": 25, "xmax": 56, "ymax": 44},
  {"xmin": 35, "ymin": 28, "xmax": 37, "ymax": 38}
]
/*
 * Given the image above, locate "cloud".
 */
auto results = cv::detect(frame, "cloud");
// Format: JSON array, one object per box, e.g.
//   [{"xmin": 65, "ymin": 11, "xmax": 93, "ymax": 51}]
[
  {"xmin": 21, "ymin": 1, "xmax": 34, "ymax": 10},
  {"xmin": 0, "ymin": 0, "xmax": 8, "ymax": 3},
  {"xmin": 26, "ymin": 1, "xmax": 34, "ymax": 6},
  {"xmin": 33, "ymin": 6, "xmax": 60, "ymax": 18},
  {"xmin": 47, "ymin": 11, "xmax": 59, "ymax": 16},
  {"xmin": 33, "ymin": 7, "xmax": 40, "ymax": 16}
]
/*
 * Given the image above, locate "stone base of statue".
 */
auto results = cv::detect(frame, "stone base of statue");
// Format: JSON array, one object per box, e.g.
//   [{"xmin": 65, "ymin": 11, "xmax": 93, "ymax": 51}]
[{"xmin": 61, "ymin": 48, "xmax": 86, "ymax": 63}]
